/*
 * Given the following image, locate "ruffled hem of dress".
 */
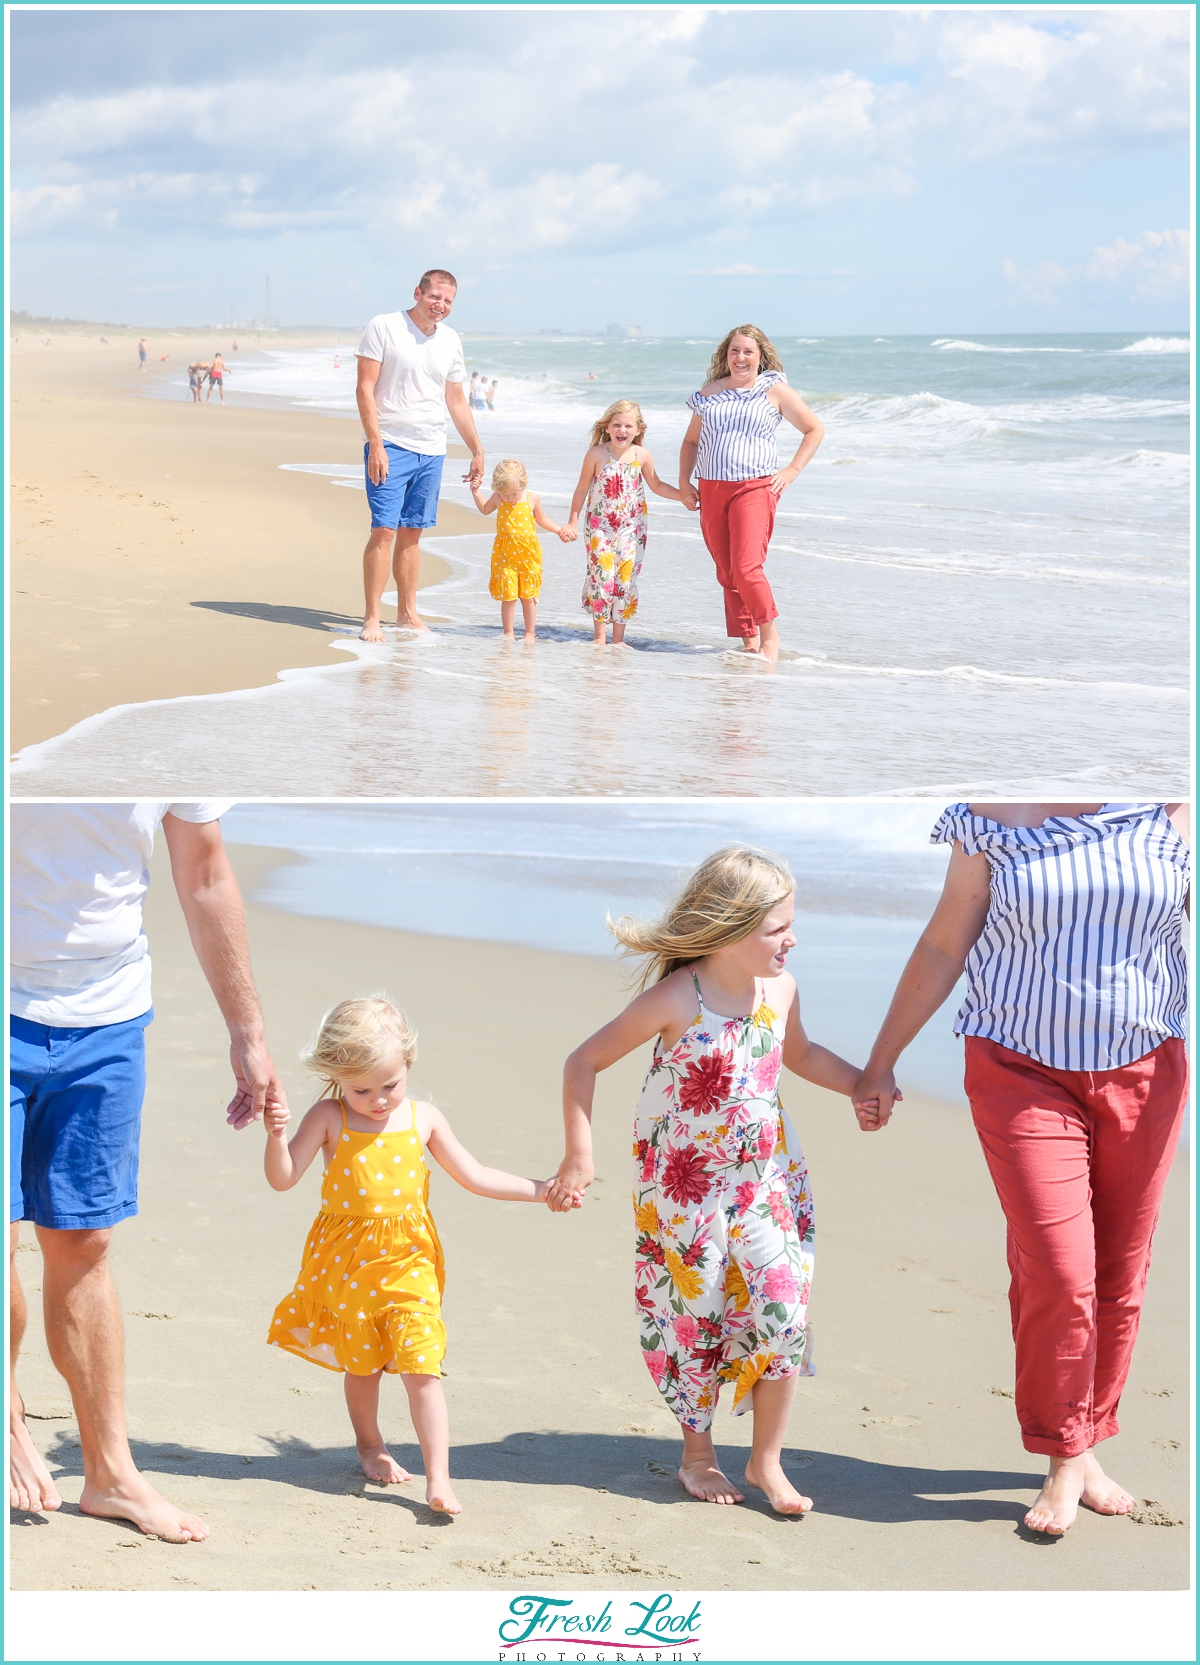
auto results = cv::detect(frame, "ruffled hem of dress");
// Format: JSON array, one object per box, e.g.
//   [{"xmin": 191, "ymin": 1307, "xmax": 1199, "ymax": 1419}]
[
  {"xmin": 268, "ymin": 1297, "xmax": 444, "ymax": 1378},
  {"xmin": 930, "ymin": 802, "xmax": 1171, "ymax": 860}
]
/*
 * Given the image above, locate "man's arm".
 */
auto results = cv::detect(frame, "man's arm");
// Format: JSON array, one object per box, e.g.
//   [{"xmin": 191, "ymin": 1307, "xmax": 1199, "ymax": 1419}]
[
  {"xmin": 356, "ymin": 356, "xmax": 389, "ymax": 485},
  {"xmin": 444, "ymin": 381, "xmax": 485, "ymax": 488},
  {"xmin": 161, "ymin": 814, "xmax": 285, "ymax": 1130}
]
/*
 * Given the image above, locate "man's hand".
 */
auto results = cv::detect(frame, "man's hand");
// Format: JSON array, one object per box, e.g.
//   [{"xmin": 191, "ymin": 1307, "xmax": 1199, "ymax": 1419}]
[
  {"xmin": 263, "ymin": 1095, "xmax": 291, "ymax": 1139},
  {"xmin": 367, "ymin": 441, "xmax": 390, "ymax": 487},
  {"xmin": 226, "ymin": 1037, "xmax": 286, "ymax": 1130},
  {"xmin": 464, "ymin": 450, "xmax": 485, "ymax": 489}
]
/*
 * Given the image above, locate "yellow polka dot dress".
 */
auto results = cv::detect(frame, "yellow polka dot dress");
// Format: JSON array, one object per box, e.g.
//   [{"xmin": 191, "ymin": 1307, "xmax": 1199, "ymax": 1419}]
[
  {"xmin": 268, "ymin": 1099, "xmax": 446, "ymax": 1377},
  {"xmin": 489, "ymin": 498, "xmax": 543, "ymax": 600}
]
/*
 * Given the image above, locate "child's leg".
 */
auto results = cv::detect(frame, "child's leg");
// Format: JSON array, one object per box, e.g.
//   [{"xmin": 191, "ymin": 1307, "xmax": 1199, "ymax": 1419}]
[
  {"xmin": 500, "ymin": 599, "xmax": 517, "ymax": 638},
  {"xmin": 678, "ymin": 1424, "xmax": 745, "ymax": 1505},
  {"xmin": 520, "ymin": 598, "xmax": 537, "ymax": 641},
  {"xmin": 402, "ymin": 1373, "xmax": 461, "ymax": 1514},
  {"xmin": 592, "ymin": 614, "xmax": 608, "ymax": 644},
  {"xmin": 343, "ymin": 1370, "xmax": 413, "ymax": 1485},
  {"xmin": 743, "ymin": 1372, "xmax": 811, "ymax": 1514},
  {"xmin": 612, "ymin": 619, "xmax": 627, "ymax": 645}
]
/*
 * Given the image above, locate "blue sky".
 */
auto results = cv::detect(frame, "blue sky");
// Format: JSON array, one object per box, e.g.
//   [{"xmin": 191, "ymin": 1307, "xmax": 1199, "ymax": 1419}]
[{"xmin": 9, "ymin": 6, "xmax": 1191, "ymax": 334}]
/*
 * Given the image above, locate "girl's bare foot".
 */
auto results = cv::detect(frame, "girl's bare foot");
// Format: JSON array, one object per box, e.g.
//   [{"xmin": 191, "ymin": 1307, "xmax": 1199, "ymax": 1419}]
[
  {"xmin": 79, "ymin": 1473, "xmax": 209, "ymax": 1542},
  {"xmin": 427, "ymin": 1480, "xmax": 461, "ymax": 1514},
  {"xmin": 1080, "ymin": 1450, "xmax": 1135, "ymax": 1516},
  {"xmin": 357, "ymin": 1443, "xmax": 412, "ymax": 1485},
  {"xmin": 523, "ymin": 631, "xmax": 536, "ymax": 644},
  {"xmin": 9, "ymin": 1413, "xmax": 63, "ymax": 1513},
  {"xmin": 1024, "ymin": 1455, "xmax": 1084, "ymax": 1534},
  {"xmin": 743, "ymin": 1458, "xmax": 812, "ymax": 1516},
  {"xmin": 678, "ymin": 1458, "xmax": 743, "ymax": 1504}
]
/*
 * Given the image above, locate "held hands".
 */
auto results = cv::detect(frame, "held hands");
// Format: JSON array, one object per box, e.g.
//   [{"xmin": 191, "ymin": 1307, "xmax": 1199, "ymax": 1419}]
[
  {"xmin": 546, "ymin": 1158, "xmax": 594, "ymax": 1214},
  {"xmin": 464, "ymin": 451, "xmax": 486, "ymax": 489},
  {"xmin": 558, "ymin": 520, "xmax": 579, "ymax": 543},
  {"xmin": 535, "ymin": 1178, "xmax": 583, "ymax": 1211},
  {"xmin": 226, "ymin": 1039, "xmax": 286, "ymax": 1130},
  {"xmin": 264, "ymin": 1095, "xmax": 291, "ymax": 1139},
  {"xmin": 850, "ymin": 1065, "xmax": 903, "ymax": 1133},
  {"xmin": 680, "ymin": 484, "xmax": 700, "ymax": 513}
]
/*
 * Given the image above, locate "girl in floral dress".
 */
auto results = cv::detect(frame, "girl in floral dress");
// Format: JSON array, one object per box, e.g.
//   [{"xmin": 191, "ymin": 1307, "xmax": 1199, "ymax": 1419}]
[
  {"xmin": 265, "ymin": 997, "xmax": 577, "ymax": 1514},
  {"xmin": 562, "ymin": 400, "xmax": 683, "ymax": 645},
  {"xmin": 549, "ymin": 849, "xmax": 881, "ymax": 1514}
]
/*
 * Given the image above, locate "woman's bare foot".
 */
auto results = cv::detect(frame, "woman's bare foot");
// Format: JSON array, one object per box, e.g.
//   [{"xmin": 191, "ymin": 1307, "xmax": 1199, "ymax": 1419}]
[
  {"xmin": 1080, "ymin": 1450, "xmax": 1135, "ymax": 1516},
  {"xmin": 360, "ymin": 618, "xmax": 386, "ymax": 643},
  {"xmin": 678, "ymin": 1457, "xmax": 744, "ymax": 1504},
  {"xmin": 523, "ymin": 631, "xmax": 536, "ymax": 644},
  {"xmin": 743, "ymin": 1458, "xmax": 812, "ymax": 1516},
  {"xmin": 9, "ymin": 1413, "xmax": 63, "ymax": 1513},
  {"xmin": 1024, "ymin": 1455, "xmax": 1084, "ymax": 1534},
  {"xmin": 357, "ymin": 1443, "xmax": 412, "ymax": 1485},
  {"xmin": 79, "ymin": 1473, "xmax": 209, "ymax": 1542},
  {"xmin": 757, "ymin": 622, "xmax": 780, "ymax": 663},
  {"xmin": 426, "ymin": 1480, "xmax": 461, "ymax": 1514}
]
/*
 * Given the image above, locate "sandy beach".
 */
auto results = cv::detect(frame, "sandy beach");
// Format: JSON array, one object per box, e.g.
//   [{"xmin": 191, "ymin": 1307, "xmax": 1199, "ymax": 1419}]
[
  {"xmin": 8, "ymin": 336, "xmax": 472, "ymax": 753},
  {"xmin": 8, "ymin": 842, "xmax": 1189, "ymax": 1595}
]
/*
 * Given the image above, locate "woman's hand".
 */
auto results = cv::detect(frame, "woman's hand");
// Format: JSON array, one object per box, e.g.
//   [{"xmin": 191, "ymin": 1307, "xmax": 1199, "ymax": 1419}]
[
  {"xmin": 851, "ymin": 1065, "xmax": 902, "ymax": 1129},
  {"xmin": 681, "ymin": 484, "xmax": 700, "ymax": 512},
  {"xmin": 769, "ymin": 464, "xmax": 801, "ymax": 497}
]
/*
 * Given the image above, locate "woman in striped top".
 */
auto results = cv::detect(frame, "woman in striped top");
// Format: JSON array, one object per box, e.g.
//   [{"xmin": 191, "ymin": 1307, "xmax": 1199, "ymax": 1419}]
[
  {"xmin": 853, "ymin": 802, "xmax": 1190, "ymax": 1537},
  {"xmin": 679, "ymin": 326, "xmax": 824, "ymax": 662}
]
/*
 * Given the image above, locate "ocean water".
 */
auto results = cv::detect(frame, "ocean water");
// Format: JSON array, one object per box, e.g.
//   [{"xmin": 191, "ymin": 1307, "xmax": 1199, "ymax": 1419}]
[
  {"xmin": 223, "ymin": 799, "xmax": 972, "ymax": 1105},
  {"xmin": 13, "ymin": 333, "xmax": 1190, "ymax": 796}
]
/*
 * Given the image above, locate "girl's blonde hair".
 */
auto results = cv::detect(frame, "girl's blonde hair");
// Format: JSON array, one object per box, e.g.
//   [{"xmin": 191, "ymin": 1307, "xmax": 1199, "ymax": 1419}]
[
  {"xmin": 492, "ymin": 457, "xmax": 528, "ymax": 493},
  {"xmin": 590, "ymin": 399, "xmax": 646, "ymax": 450},
  {"xmin": 610, "ymin": 845, "xmax": 795, "ymax": 989},
  {"xmin": 300, "ymin": 996, "xmax": 417, "ymax": 1097},
  {"xmin": 707, "ymin": 324, "xmax": 783, "ymax": 384}
]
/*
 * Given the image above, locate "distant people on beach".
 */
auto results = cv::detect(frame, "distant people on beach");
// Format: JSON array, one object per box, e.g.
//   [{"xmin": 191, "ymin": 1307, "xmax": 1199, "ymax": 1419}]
[
  {"xmin": 562, "ymin": 399, "xmax": 683, "ymax": 647},
  {"xmin": 264, "ymin": 996, "xmax": 578, "ymax": 1514},
  {"xmin": 232, "ymin": 340, "xmax": 239, "ymax": 352},
  {"xmin": 9, "ymin": 803, "xmax": 286, "ymax": 1537},
  {"xmin": 471, "ymin": 457, "xmax": 567, "ymax": 643},
  {"xmin": 469, "ymin": 371, "xmax": 481, "ymax": 408},
  {"xmin": 486, "ymin": 379, "xmax": 497, "ymax": 411},
  {"xmin": 550, "ymin": 846, "xmax": 878, "ymax": 1514},
  {"xmin": 206, "ymin": 353, "xmax": 228, "ymax": 404},
  {"xmin": 354, "ymin": 268, "xmax": 485, "ymax": 642},
  {"xmin": 188, "ymin": 361, "xmax": 209, "ymax": 403},
  {"xmin": 138, "ymin": 338, "xmax": 147, "ymax": 371},
  {"xmin": 680, "ymin": 325, "xmax": 824, "ymax": 663},
  {"xmin": 854, "ymin": 801, "xmax": 1191, "ymax": 1538},
  {"xmin": 333, "ymin": 356, "xmax": 341, "ymax": 370}
]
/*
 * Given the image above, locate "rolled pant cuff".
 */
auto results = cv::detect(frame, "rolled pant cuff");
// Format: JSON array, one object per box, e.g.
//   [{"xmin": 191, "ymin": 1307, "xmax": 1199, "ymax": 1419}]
[{"xmin": 1021, "ymin": 1431, "xmax": 1094, "ymax": 1458}]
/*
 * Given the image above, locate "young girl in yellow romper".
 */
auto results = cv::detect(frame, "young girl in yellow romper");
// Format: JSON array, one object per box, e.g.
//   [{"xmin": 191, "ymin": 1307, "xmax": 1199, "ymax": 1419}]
[
  {"xmin": 471, "ymin": 458, "xmax": 567, "ymax": 642},
  {"xmin": 265, "ymin": 996, "xmax": 576, "ymax": 1514}
]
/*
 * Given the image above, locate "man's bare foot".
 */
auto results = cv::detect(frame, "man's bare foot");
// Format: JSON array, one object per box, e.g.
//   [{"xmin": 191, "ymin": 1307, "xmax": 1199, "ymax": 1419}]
[
  {"xmin": 360, "ymin": 618, "xmax": 386, "ymax": 643},
  {"xmin": 9, "ymin": 1414, "xmax": 63, "ymax": 1513},
  {"xmin": 79, "ymin": 1474, "xmax": 209, "ymax": 1542},
  {"xmin": 1080, "ymin": 1450, "xmax": 1135, "ymax": 1516},
  {"xmin": 678, "ymin": 1458, "xmax": 743, "ymax": 1504},
  {"xmin": 743, "ymin": 1458, "xmax": 812, "ymax": 1516},
  {"xmin": 1024, "ymin": 1456, "xmax": 1084, "ymax": 1534},
  {"xmin": 358, "ymin": 1443, "xmax": 412, "ymax": 1485},
  {"xmin": 397, "ymin": 613, "xmax": 432, "ymax": 633},
  {"xmin": 427, "ymin": 1480, "xmax": 461, "ymax": 1514}
]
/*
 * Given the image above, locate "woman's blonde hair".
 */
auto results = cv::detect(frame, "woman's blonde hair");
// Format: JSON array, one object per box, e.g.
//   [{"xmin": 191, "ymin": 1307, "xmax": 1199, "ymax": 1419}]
[
  {"xmin": 300, "ymin": 996, "xmax": 417, "ymax": 1097},
  {"xmin": 492, "ymin": 457, "xmax": 528, "ymax": 493},
  {"xmin": 590, "ymin": 399, "xmax": 646, "ymax": 450},
  {"xmin": 610, "ymin": 845, "xmax": 795, "ymax": 989},
  {"xmin": 707, "ymin": 324, "xmax": 783, "ymax": 384}
]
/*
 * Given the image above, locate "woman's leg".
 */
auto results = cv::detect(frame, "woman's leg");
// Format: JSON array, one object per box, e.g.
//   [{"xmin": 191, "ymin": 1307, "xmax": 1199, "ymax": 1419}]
[
  {"xmin": 725, "ymin": 481, "xmax": 779, "ymax": 657},
  {"xmin": 699, "ymin": 481, "xmax": 758, "ymax": 643},
  {"xmin": 343, "ymin": 1369, "xmax": 412, "ymax": 1484},
  {"xmin": 744, "ymin": 1372, "xmax": 810, "ymax": 1514},
  {"xmin": 402, "ymin": 1373, "xmax": 460, "ymax": 1513}
]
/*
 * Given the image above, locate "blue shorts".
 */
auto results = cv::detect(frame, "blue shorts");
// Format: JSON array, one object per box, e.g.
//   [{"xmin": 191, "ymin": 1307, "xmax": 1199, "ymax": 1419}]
[
  {"xmin": 364, "ymin": 443, "xmax": 444, "ymax": 530},
  {"xmin": 9, "ymin": 1012, "xmax": 152, "ymax": 1230}
]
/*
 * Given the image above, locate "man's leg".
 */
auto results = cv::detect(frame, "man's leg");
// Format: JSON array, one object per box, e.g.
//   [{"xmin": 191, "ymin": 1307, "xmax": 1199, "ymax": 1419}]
[
  {"xmin": 9, "ymin": 1221, "xmax": 63, "ymax": 1513},
  {"xmin": 392, "ymin": 527, "xmax": 428, "ymax": 630},
  {"xmin": 37, "ymin": 1225, "xmax": 208, "ymax": 1542},
  {"xmin": 362, "ymin": 526, "xmax": 397, "ymax": 641}
]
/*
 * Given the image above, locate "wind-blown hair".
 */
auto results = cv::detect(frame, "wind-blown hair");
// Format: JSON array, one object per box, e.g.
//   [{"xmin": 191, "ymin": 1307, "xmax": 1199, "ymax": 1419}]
[
  {"xmin": 609, "ymin": 845, "xmax": 795, "ymax": 989},
  {"xmin": 300, "ymin": 996, "xmax": 417, "ymax": 1098},
  {"xmin": 707, "ymin": 324, "xmax": 783, "ymax": 384},
  {"xmin": 590, "ymin": 399, "xmax": 647, "ymax": 449}
]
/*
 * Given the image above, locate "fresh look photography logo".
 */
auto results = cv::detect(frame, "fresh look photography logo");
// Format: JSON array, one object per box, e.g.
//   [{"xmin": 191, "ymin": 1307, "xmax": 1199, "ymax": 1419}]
[{"xmin": 498, "ymin": 1593, "xmax": 703, "ymax": 1660}]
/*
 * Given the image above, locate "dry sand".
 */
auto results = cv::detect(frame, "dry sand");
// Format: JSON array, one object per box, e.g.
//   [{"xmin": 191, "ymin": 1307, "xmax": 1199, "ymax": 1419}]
[
  {"xmin": 8, "ymin": 335, "xmax": 473, "ymax": 753},
  {"xmin": 8, "ymin": 843, "xmax": 1189, "ymax": 1594}
]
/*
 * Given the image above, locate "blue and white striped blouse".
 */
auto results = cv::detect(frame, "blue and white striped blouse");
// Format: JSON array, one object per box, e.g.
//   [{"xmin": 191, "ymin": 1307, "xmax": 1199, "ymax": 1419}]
[
  {"xmin": 686, "ymin": 371, "xmax": 786, "ymax": 482},
  {"xmin": 932, "ymin": 802, "xmax": 1189, "ymax": 1072}
]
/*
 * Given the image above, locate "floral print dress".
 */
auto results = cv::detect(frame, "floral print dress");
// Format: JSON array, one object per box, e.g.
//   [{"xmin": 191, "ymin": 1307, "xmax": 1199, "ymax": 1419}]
[
  {"xmin": 633, "ymin": 970, "xmax": 815, "ymax": 1432},
  {"xmin": 582, "ymin": 449, "xmax": 648, "ymax": 623}
]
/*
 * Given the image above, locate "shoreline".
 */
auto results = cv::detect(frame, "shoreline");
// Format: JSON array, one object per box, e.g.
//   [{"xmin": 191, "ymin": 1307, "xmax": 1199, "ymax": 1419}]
[
  {"xmin": 7, "ymin": 840, "xmax": 1189, "ymax": 1593},
  {"xmin": 9, "ymin": 336, "xmax": 474, "ymax": 754}
]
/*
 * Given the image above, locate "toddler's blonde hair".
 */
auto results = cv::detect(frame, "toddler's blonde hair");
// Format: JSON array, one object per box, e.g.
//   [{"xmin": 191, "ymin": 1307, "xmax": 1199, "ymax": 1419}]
[
  {"xmin": 300, "ymin": 995, "xmax": 417, "ymax": 1098},
  {"xmin": 610, "ymin": 845, "xmax": 795, "ymax": 989},
  {"xmin": 590, "ymin": 400, "xmax": 646, "ymax": 450},
  {"xmin": 492, "ymin": 457, "xmax": 528, "ymax": 494}
]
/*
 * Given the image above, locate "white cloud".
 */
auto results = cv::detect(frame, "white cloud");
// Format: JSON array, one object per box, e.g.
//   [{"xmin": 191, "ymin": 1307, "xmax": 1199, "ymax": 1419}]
[{"xmin": 1003, "ymin": 229, "xmax": 1189, "ymax": 307}]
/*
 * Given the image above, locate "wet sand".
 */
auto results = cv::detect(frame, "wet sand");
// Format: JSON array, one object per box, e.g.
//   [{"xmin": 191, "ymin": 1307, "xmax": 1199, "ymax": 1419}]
[
  {"xmin": 8, "ymin": 842, "xmax": 1189, "ymax": 1594},
  {"xmin": 8, "ymin": 335, "xmax": 471, "ymax": 753}
]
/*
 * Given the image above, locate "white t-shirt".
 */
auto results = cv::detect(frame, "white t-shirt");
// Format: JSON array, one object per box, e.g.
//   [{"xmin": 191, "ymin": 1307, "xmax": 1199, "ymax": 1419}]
[
  {"xmin": 356, "ymin": 311, "xmax": 466, "ymax": 454},
  {"xmin": 10, "ymin": 802, "xmax": 234, "ymax": 1028}
]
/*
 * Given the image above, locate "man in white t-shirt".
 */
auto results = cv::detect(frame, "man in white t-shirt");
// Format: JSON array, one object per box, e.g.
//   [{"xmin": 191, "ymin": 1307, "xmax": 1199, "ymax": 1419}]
[
  {"xmin": 9, "ymin": 803, "xmax": 285, "ymax": 1543},
  {"xmin": 355, "ymin": 267, "xmax": 485, "ymax": 641}
]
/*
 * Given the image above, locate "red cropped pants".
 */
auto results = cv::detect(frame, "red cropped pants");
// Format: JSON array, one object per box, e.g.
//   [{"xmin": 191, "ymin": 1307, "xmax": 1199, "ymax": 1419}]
[
  {"xmin": 965, "ymin": 1036, "xmax": 1188, "ymax": 1457},
  {"xmin": 698, "ymin": 476, "xmax": 779, "ymax": 639}
]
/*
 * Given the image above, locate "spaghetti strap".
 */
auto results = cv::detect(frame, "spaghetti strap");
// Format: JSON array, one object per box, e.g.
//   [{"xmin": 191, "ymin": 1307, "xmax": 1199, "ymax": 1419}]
[
  {"xmin": 337, "ymin": 1097, "xmax": 348, "ymax": 1129},
  {"xmin": 408, "ymin": 1096, "xmax": 418, "ymax": 1134},
  {"xmin": 689, "ymin": 966, "xmax": 704, "ymax": 1014}
]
